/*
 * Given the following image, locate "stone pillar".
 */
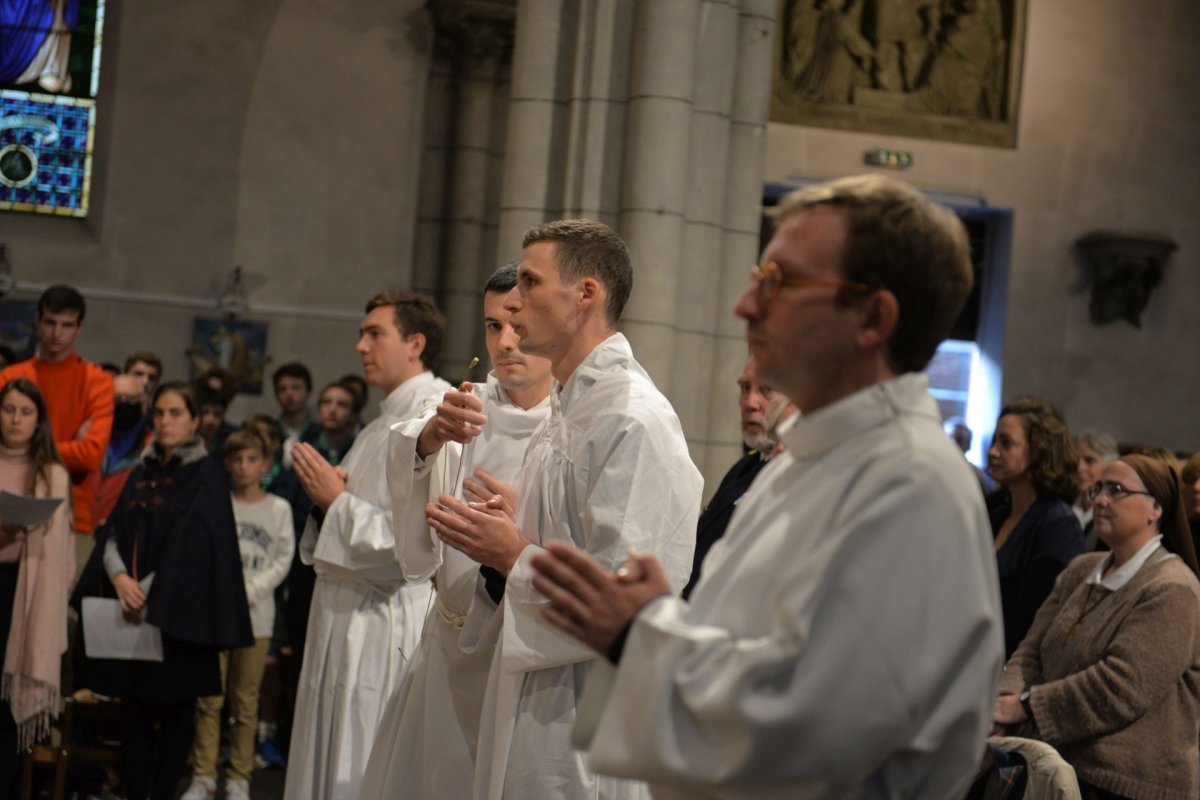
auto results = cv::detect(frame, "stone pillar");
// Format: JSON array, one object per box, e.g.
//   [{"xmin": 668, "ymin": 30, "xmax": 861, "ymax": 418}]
[
  {"xmin": 669, "ymin": 0, "xmax": 740, "ymax": 470},
  {"xmin": 488, "ymin": 0, "xmax": 778, "ymax": 490},
  {"xmin": 617, "ymin": 0, "xmax": 702, "ymax": 392},
  {"xmin": 558, "ymin": 0, "xmax": 633, "ymax": 225},
  {"xmin": 705, "ymin": 0, "xmax": 777, "ymax": 486},
  {"xmin": 411, "ymin": 55, "xmax": 454, "ymax": 298},
  {"xmin": 423, "ymin": 1, "xmax": 515, "ymax": 377},
  {"xmin": 495, "ymin": 0, "xmax": 572, "ymax": 259},
  {"xmin": 473, "ymin": 60, "xmax": 512, "ymax": 361}
]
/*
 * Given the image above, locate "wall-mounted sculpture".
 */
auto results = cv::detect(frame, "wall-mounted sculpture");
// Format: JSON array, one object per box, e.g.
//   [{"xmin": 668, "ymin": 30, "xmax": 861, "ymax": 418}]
[
  {"xmin": 1074, "ymin": 231, "xmax": 1178, "ymax": 328},
  {"xmin": 770, "ymin": 0, "xmax": 1028, "ymax": 147}
]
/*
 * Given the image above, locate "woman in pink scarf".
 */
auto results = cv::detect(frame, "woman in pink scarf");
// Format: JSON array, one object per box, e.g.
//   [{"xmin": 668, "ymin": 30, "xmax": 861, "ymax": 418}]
[{"xmin": 0, "ymin": 378, "xmax": 72, "ymax": 795}]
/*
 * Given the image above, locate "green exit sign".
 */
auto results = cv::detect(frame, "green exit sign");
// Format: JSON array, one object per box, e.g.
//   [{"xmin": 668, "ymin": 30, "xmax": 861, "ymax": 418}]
[{"xmin": 864, "ymin": 150, "xmax": 914, "ymax": 169}]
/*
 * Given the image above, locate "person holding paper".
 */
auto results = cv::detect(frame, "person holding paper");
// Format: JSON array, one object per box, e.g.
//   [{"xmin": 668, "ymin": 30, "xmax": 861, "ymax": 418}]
[
  {"xmin": 74, "ymin": 381, "xmax": 252, "ymax": 800},
  {"xmin": 0, "ymin": 378, "xmax": 72, "ymax": 797}
]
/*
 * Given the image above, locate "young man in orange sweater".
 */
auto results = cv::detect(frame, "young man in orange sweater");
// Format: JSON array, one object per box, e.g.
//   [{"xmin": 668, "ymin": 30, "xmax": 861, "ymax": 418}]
[{"xmin": 0, "ymin": 285, "xmax": 114, "ymax": 568}]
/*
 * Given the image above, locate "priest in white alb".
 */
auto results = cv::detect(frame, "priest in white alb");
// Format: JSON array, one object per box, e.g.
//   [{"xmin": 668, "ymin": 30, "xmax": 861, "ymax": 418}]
[
  {"xmin": 531, "ymin": 176, "xmax": 1006, "ymax": 800},
  {"xmin": 284, "ymin": 291, "xmax": 450, "ymax": 800},
  {"xmin": 426, "ymin": 220, "xmax": 702, "ymax": 800},
  {"xmin": 359, "ymin": 264, "xmax": 553, "ymax": 799}
]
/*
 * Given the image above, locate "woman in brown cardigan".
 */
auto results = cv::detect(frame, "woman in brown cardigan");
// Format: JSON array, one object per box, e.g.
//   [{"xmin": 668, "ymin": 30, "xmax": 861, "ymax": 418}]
[{"xmin": 993, "ymin": 454, "xmax": 1200, "ymax": 800}]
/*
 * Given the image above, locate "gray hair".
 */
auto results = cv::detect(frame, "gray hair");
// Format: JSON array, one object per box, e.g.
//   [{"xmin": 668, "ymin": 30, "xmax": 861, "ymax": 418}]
[{"xmin": 1076, "ymin": 429, "xmax": 1119, "ymax": 461}]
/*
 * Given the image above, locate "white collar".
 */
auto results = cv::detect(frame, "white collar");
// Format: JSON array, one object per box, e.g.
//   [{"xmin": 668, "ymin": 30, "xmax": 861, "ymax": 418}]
[
  {"xmin": 380, "ymin": 371, "xmax": 441, "ymax": 418},
  {"xmin": 484, "ymin": 372, "xmax": 551, "ymax": 434},
  {"xmin": 553, "ymin": 333, "xmax": 650, "ymax": 414},
  {"xmin": 1072, "ymin": 499, "xmax": 1093, "ymax": 527},
  {"xmin": 1087, "ymin": 535, "xmax": 1164, "ymax": 590},
  {"xmin": 780, "ymin": 373, "xmax": 938, "ymax": 460}
]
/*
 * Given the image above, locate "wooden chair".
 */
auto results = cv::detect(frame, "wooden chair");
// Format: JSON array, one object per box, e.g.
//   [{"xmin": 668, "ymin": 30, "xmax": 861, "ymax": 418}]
[{"xmin": 20, "ymin": 696, "xmax": 122, "ymax": 800}]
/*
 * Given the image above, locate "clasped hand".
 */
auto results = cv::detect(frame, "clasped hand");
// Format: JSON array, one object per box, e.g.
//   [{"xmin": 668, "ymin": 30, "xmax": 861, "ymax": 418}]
[
  {"xmin": 529, "ymin": 542, "xmax": 673, "ymax": 655},
  {"xmin": 990, "ymin": 693, "xmax": 1028, "ymax": 735},
  {"xmin": 425, "ymin": 471, "xmax": 525, "ymax": 574},
  {"xmin": 293, "ymin": 442, "xmax": 348, "ymax": 512},
  {"xmin": 112, "ymin": 572, "xmax": 147, "ymax": 624}
]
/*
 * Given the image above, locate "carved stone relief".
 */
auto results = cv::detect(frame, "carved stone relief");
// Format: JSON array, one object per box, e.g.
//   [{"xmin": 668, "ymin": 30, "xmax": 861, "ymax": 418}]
[{"xmin": 770, "ymin": 0, "xmax": 1026, "ymax": 147}]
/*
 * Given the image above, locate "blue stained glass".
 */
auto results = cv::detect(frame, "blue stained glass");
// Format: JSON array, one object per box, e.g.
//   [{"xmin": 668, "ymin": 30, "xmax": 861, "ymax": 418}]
[{"xmin": 0, "ymin": 91, "xmax": 94, "ymax": 216}]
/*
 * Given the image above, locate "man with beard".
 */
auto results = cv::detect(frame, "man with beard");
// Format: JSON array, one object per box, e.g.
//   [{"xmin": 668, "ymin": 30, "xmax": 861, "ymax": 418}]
[{"xmin": 682, "ymin": 355, "xmax": 795, "ymax": 599}]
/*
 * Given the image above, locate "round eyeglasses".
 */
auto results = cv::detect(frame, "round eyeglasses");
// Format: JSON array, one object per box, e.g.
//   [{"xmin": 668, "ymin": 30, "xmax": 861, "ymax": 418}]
[{"xmin": 749, "ymin": 261, "xmax": 875, "ymax": 306}]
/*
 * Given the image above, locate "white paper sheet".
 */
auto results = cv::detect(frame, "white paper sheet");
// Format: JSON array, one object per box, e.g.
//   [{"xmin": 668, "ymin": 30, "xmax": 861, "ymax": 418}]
[{"xmin": 81, "ymin": 583, "xmax": 164, "ymax": 662}]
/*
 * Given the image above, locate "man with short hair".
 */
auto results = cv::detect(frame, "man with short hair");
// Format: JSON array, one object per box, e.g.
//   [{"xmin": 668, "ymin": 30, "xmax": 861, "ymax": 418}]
[
  {"xmin": 681, "ymin": 355, "xmax": 794, "ymax": 599},
  {"xmin": 283, "ymin": 291, "xmax": 450, "ymax": 800},
  {"xmin": 274, "ymin": 362, "xmax": 318, "ymax": 466},
  {"xmin": 0, "ymin": 285, "xmax": 113, "ymax": 549},
  {"xmin": 360, "ymin": 262, "xmax": 555, "ymax": 798},
  {"xmin": 336, "ymin": 373, "xmax": 369, "ymax": 434},
  {"xmin": 196, "ymin": 383, "xmax": 237, "ymax": 456},
  {"xmin": 427, "ymin": 220, "xmax": 701, "ymax": 800},
  {"xmin": 302, "ymin": 381, "xmax": 361, "ymax": 467},
  {"xmin": 123, "ymin": 351, "xmax": 162, "ymax": 400},
  {"xmin": 531, "ymin": 175, "xmax": 1005, "ymax": 800}
]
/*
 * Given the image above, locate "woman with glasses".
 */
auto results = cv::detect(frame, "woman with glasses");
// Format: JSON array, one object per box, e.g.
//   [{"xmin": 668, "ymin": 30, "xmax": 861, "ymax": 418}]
[
  {"xmin": 992, "ymin": 455, "xmax": 1200, "ymax": 800},
  {"xmin": 987, "ymin": 397, "xmax": 1085, "ymax": 656}
]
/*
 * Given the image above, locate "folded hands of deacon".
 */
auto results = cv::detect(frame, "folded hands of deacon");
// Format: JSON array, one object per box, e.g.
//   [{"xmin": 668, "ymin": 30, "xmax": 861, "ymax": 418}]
[
  {"xmin": 530, "ymin": 543, "xmax": 673, "ymax": 659},
  {"xmin": 293, "ymin": 442, "xmax": 349, "ymax": 513},
  {"xmin": 425, "ymin": 471, "xmax": 527, "ymax": 576}
]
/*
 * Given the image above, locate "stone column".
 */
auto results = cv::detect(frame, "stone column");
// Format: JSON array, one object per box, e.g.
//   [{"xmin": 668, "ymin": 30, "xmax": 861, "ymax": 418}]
[
  {"xmin": 558, "ymin": 0, "xmax": 633, "ymax": 225},
  {"xmin": 411, "ymin": 51, "xmax": 455, "ymax": 298},
  {"xmin": 425, "ymin": 1, "xmax": 515, "ymax": 377},
  {"xmin": 488, "ymin": 0, "xmax": 778, "ymax": 490},
  {"xmin": 669, "ymin": 0, "xmax": 740, "ymax": 471},
  {"xmin": 616, "ymin": 0, "xmax": 702, "ymax": 392},
  {"xmin": 495, "ymin": 0, "xmax": 572, "ymax": 260},
  {"xmin": 705, "ymin": 0, "xmax": 777, "ymax": 485}
]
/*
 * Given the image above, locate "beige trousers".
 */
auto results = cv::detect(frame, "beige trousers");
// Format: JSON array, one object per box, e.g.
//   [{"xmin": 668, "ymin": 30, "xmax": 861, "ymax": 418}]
[{"xmin": 191, "ymin": 638, "xmax": 271, "ymax": 781}]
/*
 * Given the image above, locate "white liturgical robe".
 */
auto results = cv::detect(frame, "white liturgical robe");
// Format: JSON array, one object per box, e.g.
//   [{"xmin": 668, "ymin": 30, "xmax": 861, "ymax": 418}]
[
  {"xmin": 574, "ymin": 373, "xmax": 1005, "ymax": 800},
  {"xmin": 472, "ymin": 334, "xmax": 703, "ymax": 800},
  {"xmin": 284, "ymin": 371, "xmax": 449, "ymax": 800},
  {"xmin": 359, "ymin": 374, "xmax": 550, "ymax": 799}
]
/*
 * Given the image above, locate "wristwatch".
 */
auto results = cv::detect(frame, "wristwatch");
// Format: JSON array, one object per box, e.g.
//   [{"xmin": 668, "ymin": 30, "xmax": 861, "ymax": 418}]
[{"xmin": 1018, "ymin": 689, "xmax": 1034, "ymax": 720}]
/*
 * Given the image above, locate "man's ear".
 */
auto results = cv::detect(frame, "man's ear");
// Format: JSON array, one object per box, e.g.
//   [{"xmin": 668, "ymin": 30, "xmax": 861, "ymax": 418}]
[
  {"xmin": 406, "ymin": 331, "xmax": 426, "ymax": 362},
  {"xmin": 853, "ymin": 289, "xmax": 899, "ymax": 351},
  {"xmin": 578, "ymin": 277, "xmax": 603, "ymax": 311}
]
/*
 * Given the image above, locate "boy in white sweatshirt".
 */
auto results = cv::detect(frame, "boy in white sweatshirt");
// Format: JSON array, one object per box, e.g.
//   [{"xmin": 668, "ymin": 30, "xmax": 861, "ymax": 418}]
[{"xmin": 182, "ymin": 428, "xmax": 295, "ymax": 800}]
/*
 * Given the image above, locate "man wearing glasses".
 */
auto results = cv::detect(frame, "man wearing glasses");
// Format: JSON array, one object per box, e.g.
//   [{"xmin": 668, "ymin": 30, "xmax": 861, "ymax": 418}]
[{"xmin": 531, "ymin": 174, "xmax": 1005, "ymax": 800}]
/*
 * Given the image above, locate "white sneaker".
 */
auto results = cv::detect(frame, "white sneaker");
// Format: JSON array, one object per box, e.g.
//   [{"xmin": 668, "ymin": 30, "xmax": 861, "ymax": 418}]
[
  {"xmin": 226, "ymin": 777, "xmax": 251, "ymax": 800},
  {"xmin": 180, "ymin": 775, "xmax": 217, "ymax": 800}
]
